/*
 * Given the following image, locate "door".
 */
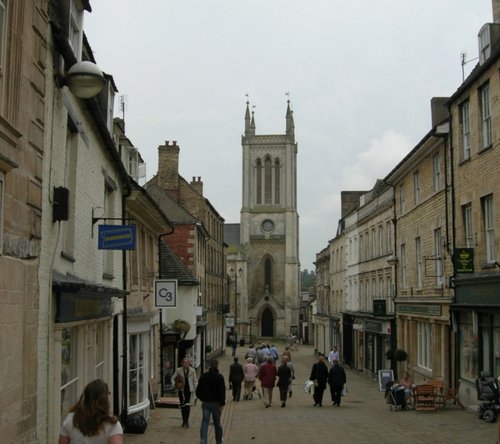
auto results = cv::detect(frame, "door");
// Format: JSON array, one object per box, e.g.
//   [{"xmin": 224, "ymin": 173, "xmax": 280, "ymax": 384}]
[{"xmin": 261, "ymin": 308, "xmax": 274, "ymax": 337}]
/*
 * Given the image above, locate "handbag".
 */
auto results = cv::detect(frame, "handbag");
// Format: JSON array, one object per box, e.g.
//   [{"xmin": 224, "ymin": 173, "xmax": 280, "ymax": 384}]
[
  {"xmin": 341, "ymin": 384, "xmax": 347, "ymax": 396},
  {"xmin": 175, "ymin": 375, "xmax": 185, "ymax": 390}
]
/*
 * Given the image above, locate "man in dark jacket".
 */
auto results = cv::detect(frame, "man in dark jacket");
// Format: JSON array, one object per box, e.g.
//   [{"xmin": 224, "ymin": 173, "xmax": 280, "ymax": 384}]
[
  {"xmin": 309, "ymin": 354, "xmax": 328, "ymax": 407},
  {"xmin": 328, "ymin": 359, "xmax": 347, "ymax": 406},
  {"xmin": 228, "ymin": 356, "xmax": 244, "ymax": 401},
  {"xmin": 196, "ymin": 359, "xmax": 226, "ymax": 444}
]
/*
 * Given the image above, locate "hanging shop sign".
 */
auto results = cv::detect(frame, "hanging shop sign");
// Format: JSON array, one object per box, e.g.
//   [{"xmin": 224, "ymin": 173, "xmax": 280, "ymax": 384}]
[
  {"xmin": 98, "ymin": 224, "xmax": 136, "ymax": 250},
  {"xmin": 454, "ymin": 248, "xmax": 474, "ymax": 273},
  {"xmin": 155, "ymin": 279, "xmax": 177, "ymax": 308}
]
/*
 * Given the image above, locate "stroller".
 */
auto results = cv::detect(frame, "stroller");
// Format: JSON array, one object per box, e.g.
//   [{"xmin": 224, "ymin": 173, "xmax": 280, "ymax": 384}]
[
  {"xmin": 385, "ymin": 381, "xmax": 406, "ymax": 411},
  {"xmin": 475, "ymin": 371, "xmax": 500, "ymax": 422}
]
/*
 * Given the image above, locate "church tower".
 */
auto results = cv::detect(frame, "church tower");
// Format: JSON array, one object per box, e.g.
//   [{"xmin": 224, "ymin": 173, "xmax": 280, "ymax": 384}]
[{"xmin": 240, "ymin": 101, "xmax": 300, "ymax": 338}]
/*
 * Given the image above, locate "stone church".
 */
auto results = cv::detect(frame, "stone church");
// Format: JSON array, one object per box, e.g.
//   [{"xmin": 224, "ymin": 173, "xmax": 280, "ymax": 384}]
[{"xmin": 225, "ymin": 101, "xmax": 300, "ymax": 340}]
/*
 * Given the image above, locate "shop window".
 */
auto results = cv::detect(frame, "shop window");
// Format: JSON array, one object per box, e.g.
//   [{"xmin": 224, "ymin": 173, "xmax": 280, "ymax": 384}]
[
  {"xmin": 129, "ymin": 333, "xmax": 148, "ymax": 411},
  {"xmin": 417, "ymin": 322, "xmax": 432, "ymax": 370},
  {"xmin": 60, "ymin": 328, "xmax": 79, "ymax": 418},
  {"xmin": 459, "ymin": 313, "xmax": 478, "ymax": 381}
]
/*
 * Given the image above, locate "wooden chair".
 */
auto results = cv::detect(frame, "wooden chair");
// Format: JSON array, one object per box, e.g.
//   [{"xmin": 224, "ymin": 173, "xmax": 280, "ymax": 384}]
[
  {"xmin": 414, "ymin": 384, "xmax": 436, "ymax": 411},
  {"xmin": 443, "ymin": 381, "xmax": 464, "ymax": 409},
  {"xmin": 427, "ymin": 379, "xmax": 445, "ymax": 408}
]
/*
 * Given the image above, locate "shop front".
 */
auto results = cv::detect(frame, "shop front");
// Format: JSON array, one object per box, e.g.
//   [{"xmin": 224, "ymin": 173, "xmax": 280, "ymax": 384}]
[
  {"xmin": 364, "ymin": 319, "xmax": 392, "ymax": 378},
  {"xmin": 453, "ymin": 273, "xmax": 500, "ymax": 407}
]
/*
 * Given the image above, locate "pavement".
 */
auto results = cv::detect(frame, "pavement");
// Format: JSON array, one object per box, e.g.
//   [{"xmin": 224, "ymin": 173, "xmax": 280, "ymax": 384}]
[{"xmin": 124, "ymin": 342, "xmax": 496, "ymax": 444}]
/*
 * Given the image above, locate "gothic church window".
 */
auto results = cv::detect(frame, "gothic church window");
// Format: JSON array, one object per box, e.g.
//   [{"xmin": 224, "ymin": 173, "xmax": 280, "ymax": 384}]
[
  {"xmin": 274, "ymin": 159, "xmax": 280, "ymax": 204},
  {"xmin": 264, "ymin": 157, "xmax": 272, "ymax": 204},
  {"xmin": 264, "ymin": 257, "xmax": 272, "ymax": 293},
  {"xmin": 256, "ymin": 159, "xmax": 262, "ymax": 204}
]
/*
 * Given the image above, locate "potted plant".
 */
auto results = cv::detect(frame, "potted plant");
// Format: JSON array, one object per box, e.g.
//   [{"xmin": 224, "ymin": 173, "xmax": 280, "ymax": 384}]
[
  {"xmin": 205, "ymin": 345, "xmax": 212, "ymax": 354},
  {"xmin": 171, "ymin": 319, "xmax": 191, "ymax": 333},
  {"xmin": 394, "ymin": 349, "xmax": 408, "ymax": 362}
]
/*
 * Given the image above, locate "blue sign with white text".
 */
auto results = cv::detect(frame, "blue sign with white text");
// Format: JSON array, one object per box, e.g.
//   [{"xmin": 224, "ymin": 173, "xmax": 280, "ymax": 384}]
[{"xmin": 98, "ymin": 225, "xmax": 136, "ymax": 250}]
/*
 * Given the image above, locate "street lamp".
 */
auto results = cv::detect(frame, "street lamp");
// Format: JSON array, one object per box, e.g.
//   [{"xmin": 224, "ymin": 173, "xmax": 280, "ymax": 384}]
[{"xmin": 230, "ymin": 267, "xmax": 243, "ymax": 341}]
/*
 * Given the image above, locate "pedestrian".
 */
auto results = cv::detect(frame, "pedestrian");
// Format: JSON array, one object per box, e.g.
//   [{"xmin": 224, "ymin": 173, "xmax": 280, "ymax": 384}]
[
  {"xmin": 328, "ymin": 346, "xmax": 340, "ymax": 365},
  {"xmin": 277, "ymin": 357, "xmax": 292, "ymax": 407},
  {"xmin": 328, "ymin": 359, "xmax": 347, "ymax": 407},
  {"xmin": 231, "ymin": 336, "xmax": 237, "ymax": 357},
  {"xmin": 270, "ymin": 344, "xmax": 279, "ymax": 363},
  {"xmin": 258, "ymin": 356, "xmax": 278, "ymax": 408},
  {"xmin": 245, "ymin": 343, "xmax": 257, "ymax": 362},
  {"xmin": 243, "ymin": 357, "xmax": 259, "ymax": 400},
  {"xmin": 256, "ymin": 344, "xmax": 266, "ymax": 365},
  {"xmin": 58, "ymin": 379, "xmax": 123, "ymax": 444},
  {"xmin": 285, "ymin": 355, "xmax": 295, "ymax": 397},
  {"xmin": 282, "ymin": 345, "xmax": 292, "ymax": 361},
  {"xmin": 228, "ymin": 356, "xmax": 244, "ymax": 401},
  {"xmin": 171, "ymin": 357, "xmax": 197, "ymax": 428},
  {"xmin": 196, "ymin": 359, "xmax": 226, "ymax": 444},
  {"xmin": 309, "ymin": 353, "xmax": 328, "ymax": 407}
]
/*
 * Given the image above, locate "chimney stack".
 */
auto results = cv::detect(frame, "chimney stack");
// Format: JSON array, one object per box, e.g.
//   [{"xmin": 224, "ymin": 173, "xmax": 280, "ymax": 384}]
[
  {"xmin": 494, "ymin": 0, "xmax": 500, "ymax": 23},
  {"xmin": 190, "ymin": 176, "xmax": 204, "ymax": 195},
  {"xmin": 158, "ymin": 140, "xmax": 180, "ymax": 201}
]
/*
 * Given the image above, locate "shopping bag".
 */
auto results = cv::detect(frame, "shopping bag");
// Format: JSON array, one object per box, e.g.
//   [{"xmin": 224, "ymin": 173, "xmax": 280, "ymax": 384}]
[
  {"xmin": 341, "ymin": 384, "xmax": 347, "ymax": 396},
  {"xmin": 304, "ymin": 379, "xmax": 314, "ymax": 394}
]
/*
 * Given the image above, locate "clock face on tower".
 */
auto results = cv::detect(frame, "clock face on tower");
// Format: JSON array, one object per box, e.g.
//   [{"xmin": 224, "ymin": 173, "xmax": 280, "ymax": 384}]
[{"xmin": 261, "ymin": 219, "xmax": 275, "ymax": 233}]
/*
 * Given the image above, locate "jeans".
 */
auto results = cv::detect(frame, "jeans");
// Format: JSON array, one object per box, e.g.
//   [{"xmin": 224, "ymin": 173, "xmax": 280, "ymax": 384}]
[{"xmin": 200, "ymin": 401, "xmax": 223, "ymax": 444}]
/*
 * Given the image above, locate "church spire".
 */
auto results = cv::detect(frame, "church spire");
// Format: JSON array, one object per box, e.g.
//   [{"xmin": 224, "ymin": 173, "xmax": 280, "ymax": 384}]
[
  {"xmin": 250, "ymin": 110, "xmax": 256, "ymax": 135},
  {"xmin": 286, "ymin": 100, "xmax": 294, "ymax": 136},
  {"xmin": 244, "ymin": 101, "xmax": 251, "ymax": 135}
]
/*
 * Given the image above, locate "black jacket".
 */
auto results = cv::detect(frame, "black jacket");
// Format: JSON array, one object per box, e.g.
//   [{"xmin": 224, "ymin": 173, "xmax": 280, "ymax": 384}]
[
  {"xmin": 277, "ymin": 363, "xmax": 292, "ymax": 387},
  {"xmin": 328, "ymin": 363, "xmax": 346, "ymax": 387},
  {"xmin": 228, "ymin": 362, "xmax": 244, "ymax": 383},
  {"xmin": 196, "ymin": 368, "xmax": 226, "ymax": 406},
  {"xmin": 309, "ymin": 362, "xmax": 329, "ymax": 390}
]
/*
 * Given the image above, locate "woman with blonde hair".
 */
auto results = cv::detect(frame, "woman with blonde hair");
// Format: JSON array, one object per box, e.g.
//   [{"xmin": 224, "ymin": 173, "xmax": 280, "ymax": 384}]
[{"xmin": 58, "ymin": 379, "xmax": 123, "ymax": 443}]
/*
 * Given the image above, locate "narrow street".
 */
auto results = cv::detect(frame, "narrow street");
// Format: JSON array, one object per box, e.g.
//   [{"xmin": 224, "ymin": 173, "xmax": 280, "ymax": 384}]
[{"xmin": 125, "ymin": 342, "xmax": 495, "ymax": 444}]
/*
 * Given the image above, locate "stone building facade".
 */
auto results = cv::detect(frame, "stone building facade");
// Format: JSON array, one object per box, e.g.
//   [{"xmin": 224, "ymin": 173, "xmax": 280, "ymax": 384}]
[
  {"xmin": 449, "ymin": 17, "xmax": 500, "ymax": 406},
  {"xmin": 385, "ymin": 110, "xmax": 454, "ymax": 387},
  {"xmin": 0, "ymin": 2, "xmax": 48, "ymax": 443},
  {"xmin": 147, "ymin": 140, "xmax": 226, "ymax": 366},
  {"xmin": 234, "ymin": 101, "xmax": 300, "ymax": 340}
]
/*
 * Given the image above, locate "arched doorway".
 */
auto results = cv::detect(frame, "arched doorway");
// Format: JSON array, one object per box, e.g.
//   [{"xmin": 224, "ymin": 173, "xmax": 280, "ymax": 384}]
[{"xmin": 261, "ymin": 308, "xmax": 274, "ymax": 337}]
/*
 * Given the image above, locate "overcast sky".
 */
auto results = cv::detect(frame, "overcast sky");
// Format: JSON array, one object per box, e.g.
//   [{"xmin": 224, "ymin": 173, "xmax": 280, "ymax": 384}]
[{"xmin": 85, "ymin": 1, "xmax": 492, "ymax": 272}]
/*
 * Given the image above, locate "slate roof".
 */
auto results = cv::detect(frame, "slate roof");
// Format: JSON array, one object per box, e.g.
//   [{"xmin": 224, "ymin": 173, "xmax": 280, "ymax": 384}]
[
  {"xmin": 224, "ymin": 223, "xmax": 240, "ymax": 247},
  {"xmin": 159, "ymin": 242, "xmax": 198, "ymax": 284}
]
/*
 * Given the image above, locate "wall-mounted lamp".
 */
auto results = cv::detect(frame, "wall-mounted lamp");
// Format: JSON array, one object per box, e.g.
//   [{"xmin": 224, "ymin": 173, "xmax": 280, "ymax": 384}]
[
  {"xmin": 63, "ymin": 61, "xmax": 106, "ymax": 99},
  {"xmin": 387, "ymin": 255, "xmax": 398, "ymax": 266}
]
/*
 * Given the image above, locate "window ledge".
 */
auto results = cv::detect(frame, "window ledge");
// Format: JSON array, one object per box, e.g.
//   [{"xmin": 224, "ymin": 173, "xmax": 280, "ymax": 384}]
[
  {"xmin": 102, "ymin": 272, "xmax": 114, "ymax": 280},
  {"xmin": 478, "ymin": 144, "xmax": 493, "ymax": 155},
  {"xmin": 60, "ymin": 251, "xmax": 75, "ymax": 263}
]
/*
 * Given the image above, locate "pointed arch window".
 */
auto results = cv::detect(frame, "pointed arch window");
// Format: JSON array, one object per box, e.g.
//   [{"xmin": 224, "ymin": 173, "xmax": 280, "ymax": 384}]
[
  {"xmin": 256, "ymin": 159, "xmax": 262, "ymax": 204},
  {"xmin": 264, "ymin": 257, "xmax": 272, "ymax": 293},
  {"xmin": 264, "ymin": 157, "xmax": 272, "ymax": 204},
  {"xmin": 274, "ymin": 159, "xmax": 280, "ymax": 204}
]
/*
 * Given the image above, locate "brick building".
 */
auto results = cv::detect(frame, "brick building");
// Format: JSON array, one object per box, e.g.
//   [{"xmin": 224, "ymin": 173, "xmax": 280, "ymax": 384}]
[{"xmin": 146, "ymin": 140, "xmax": 226, "ymax": 373}]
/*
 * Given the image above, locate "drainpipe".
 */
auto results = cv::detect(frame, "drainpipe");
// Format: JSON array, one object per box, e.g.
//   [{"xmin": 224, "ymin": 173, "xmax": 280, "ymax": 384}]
[
  {"xmin": 158, "ymin": 227, "xmax": 175, "ymax": 395},
  {"xmin": 383, "ymin": 179, "xmax": 398, "ymax": 373},
  {"xmin": 433, "ymin": 117, "xmax": 454, "ymax": 389},
  {"xmin": 120, "ymin": 188, "xmax": 131, "ymax": 425},
  {"xmin": 448, "ymin": 108, "xmax": 458, "ymax": 390}
]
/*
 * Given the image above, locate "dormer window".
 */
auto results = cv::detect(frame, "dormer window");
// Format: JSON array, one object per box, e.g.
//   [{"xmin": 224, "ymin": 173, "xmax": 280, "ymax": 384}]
[
  {"xmin": 68, "ymin": 0, "xmax": 84, "ymax": 61},
  {"xmin": 479, "ymin": 25, "xmax": 491, "ymax": 64}
]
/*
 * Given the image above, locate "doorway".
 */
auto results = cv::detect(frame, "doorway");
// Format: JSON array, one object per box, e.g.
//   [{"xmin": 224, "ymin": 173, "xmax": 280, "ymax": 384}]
[{"xmin": 261, "ymin": 308, "xmax": 274, "ymax": 337}]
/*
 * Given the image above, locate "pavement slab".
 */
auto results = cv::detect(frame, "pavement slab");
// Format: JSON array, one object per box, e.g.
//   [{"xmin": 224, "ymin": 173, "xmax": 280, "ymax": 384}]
[{"xmin": 124, "ymin": 342, "xmax": 496, "ymax": 444}]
